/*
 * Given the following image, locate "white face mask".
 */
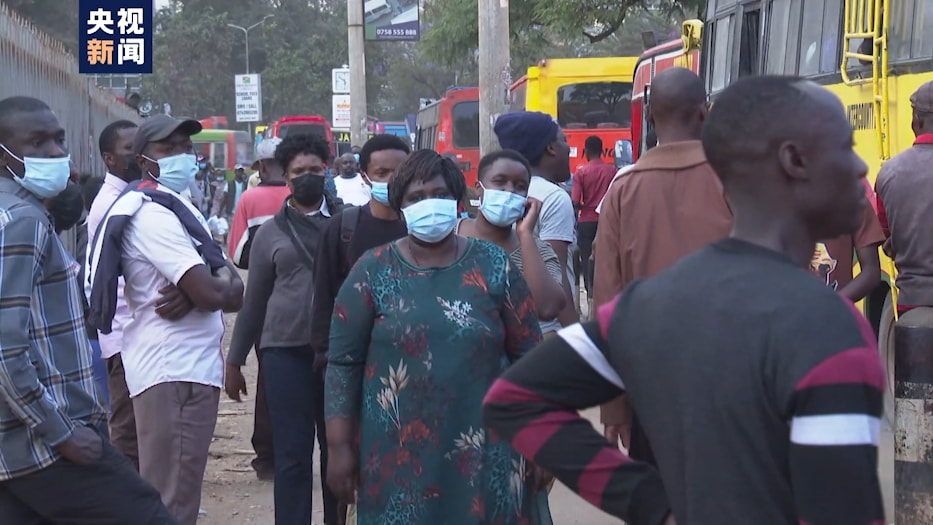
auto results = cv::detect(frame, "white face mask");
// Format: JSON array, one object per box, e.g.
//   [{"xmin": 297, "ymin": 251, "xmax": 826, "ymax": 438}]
[
  {"xmin": 142, "ymin": 153, "xmax": 198, "ymax": 193},
  {"xmin": 0, "ymin": 144, "xmax": 71, "ymax": 199}
]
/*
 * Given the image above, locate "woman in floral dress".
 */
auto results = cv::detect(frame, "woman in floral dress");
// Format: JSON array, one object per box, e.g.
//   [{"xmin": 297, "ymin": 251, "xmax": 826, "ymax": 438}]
[{"xmin": 325, "ymin": 150, "xmax": 547, "ymax": 525}]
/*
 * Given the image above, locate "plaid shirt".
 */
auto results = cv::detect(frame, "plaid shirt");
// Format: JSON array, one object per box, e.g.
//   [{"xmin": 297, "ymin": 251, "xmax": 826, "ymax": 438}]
[{"xmin": 0, "ymin": 177, "xmax": 107, "ymax": 481}]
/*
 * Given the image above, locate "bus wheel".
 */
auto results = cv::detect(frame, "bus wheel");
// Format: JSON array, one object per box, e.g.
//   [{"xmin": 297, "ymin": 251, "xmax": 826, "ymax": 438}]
[{"xmin": 878, "ymin": 293, "xmax": 896, "ymax": 427}]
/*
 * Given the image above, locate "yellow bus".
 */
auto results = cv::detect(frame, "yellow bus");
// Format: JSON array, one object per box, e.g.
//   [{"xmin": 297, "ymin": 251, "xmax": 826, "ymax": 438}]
[
  {"xmin": 510, "ymin": 57, "xmax": 639, "ymax": 173},
  {"xmin": 699, "ymin": 0, "xmax": 931, "ymax": 412}
]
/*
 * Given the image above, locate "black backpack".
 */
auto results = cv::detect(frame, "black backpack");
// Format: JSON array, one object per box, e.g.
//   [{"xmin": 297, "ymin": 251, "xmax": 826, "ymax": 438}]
[{"xmin": 339, "ymin": 205, "xmax": 361, "ymax": 275}]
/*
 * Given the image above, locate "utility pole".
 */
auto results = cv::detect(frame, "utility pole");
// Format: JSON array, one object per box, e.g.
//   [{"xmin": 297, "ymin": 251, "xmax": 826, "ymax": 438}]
[
  {"xmin": 348, "ymin": 0, "xmax": 368, "ymax": 147},
  {"xmin": 478, "ymin": 0, "xmax": 511, "ymax": 155},
  {"xmin": 227, "ymin": 15, "xmax": 272, "ymax": 138}
]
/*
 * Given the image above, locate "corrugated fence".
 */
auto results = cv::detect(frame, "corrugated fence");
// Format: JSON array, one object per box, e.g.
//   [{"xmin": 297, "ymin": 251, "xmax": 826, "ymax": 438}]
[{"xmin": 0, "ymin": 2, "xmax": 140, "ymax": 176}]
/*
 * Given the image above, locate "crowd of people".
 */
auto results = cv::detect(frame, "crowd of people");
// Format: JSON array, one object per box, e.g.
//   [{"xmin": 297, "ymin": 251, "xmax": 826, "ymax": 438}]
[{"xmin": 6, "ymin": 66, "xmax": 931, "ymax": 524}]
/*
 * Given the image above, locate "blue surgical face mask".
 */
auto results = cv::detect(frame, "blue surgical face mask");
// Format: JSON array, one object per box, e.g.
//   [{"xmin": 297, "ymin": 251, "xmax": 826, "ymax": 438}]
[
  {"xmin": 143, "ymin": 153, "xmax": 198, "ymax": 194},
  {"xmin": 354, "ymin": 153, "xmax": 360, "ymax": 163},
  {"xmin": 365, "ymin": 174, "xmax": 390, "ymax": 205},
  {"xmin": 1, "ymin": 144, "xmax": 71, "ymax": 199},
  {"xmin": 402, "ymin": 198, "xmax": 458, "ymax": 243},
  {"xmin": 479, "ymin": 184, "xmax": 527, "ymax": 227}
]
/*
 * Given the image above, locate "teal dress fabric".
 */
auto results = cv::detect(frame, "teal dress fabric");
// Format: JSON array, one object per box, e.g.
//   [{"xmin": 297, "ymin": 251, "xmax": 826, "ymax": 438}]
[{"xmin": 325, "ymin": 238, "xmax": 546, "ymax": 525}]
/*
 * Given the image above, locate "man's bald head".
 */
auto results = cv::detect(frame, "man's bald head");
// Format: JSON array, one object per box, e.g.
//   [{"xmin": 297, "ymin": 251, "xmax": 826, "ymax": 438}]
[
  {"xmin": 647, "ymin": 67, "xmax": 707, "ymax": 142},
  {"xmin": 339, "ymin": 152, "xmax": 358, "ymax": 176},
  {"xmin": 703, "ymin": 75, "xmax": 867, "ymax": 241}
]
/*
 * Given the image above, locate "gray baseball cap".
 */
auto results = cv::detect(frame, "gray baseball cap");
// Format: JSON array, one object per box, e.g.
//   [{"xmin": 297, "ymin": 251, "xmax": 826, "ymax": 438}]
[
  {"xmin": 133, "ymin": 114, "xmax": 202, "ymax": 155},
  {"xmin": 251, "ymin": 136, "xmax": 282, "ymax": 169}
]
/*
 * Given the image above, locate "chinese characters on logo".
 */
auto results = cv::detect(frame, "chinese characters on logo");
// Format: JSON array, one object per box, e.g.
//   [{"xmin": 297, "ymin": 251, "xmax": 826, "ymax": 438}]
[{"xmin": 80, "ymin": 2, "xmax": 152, "ymax": 73}]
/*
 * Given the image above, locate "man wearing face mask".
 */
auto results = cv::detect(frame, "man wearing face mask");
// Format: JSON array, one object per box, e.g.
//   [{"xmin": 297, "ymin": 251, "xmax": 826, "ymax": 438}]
[
  {"xmin": 0, "ymin": 97, "xmax": 175, "ymax": 523},
  {"xmin": 87, "ymin": 114, "xmax": 244, "ymax": 524},
  {"xmin": 87, "ymin": 120, "xmax": 193, "ymax": 471},
  {"xmin": 309, "ymin": 134, "xmax": 410, "ymax": 375},
  {"xmin": 495, "ymin": 111, "xmax": 580, "ymax": 335}
]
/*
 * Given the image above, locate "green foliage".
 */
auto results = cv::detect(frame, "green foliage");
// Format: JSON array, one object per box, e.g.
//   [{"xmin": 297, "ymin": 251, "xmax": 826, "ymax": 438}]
[
  {"xmin": 6, "ymin": 0, "xmax": 709, "ymax": 127},
  {"xmin": 422, "ymin": 0, "xmax": 709, "ymax": 71}
]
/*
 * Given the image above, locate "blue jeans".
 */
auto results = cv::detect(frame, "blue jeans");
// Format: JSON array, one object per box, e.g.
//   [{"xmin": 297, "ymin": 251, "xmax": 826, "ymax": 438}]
[
  {"xmin": 262, "ymin": 347, "xmax": 338, "ymax": 525},
  {"xmin": 89, "ymin": 339, "xmax": 110, "ymax": 412}
]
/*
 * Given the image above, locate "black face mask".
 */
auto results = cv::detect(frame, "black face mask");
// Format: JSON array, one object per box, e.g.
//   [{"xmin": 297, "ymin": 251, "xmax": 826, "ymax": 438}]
[
  {"xmin": 47, "ymin": 183, "xmax": 84, "ymax": 233},
  {"xmin": 291, "ymin": 173, "xmax": 325, "ymax": 206},
  {"xmin": 121, "ymin": 154, "xmax": 142, "ymax": 181}
]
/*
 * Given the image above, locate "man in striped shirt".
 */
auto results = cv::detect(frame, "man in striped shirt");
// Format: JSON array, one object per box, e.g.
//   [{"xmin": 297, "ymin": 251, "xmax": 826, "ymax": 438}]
[
  {"xmin": 484, "ymin": 77, "xmax": 886, "ymax": 524},
  {"xmin": 0, "ymin": 97, "xmax": 173, "ymax": 523}
]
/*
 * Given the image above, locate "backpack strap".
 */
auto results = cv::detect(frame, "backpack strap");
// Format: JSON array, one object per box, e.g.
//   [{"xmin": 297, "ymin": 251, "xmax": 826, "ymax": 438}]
[{"xmin": 340, "ymin": 206, "xmax": 361, "ymax": 275}]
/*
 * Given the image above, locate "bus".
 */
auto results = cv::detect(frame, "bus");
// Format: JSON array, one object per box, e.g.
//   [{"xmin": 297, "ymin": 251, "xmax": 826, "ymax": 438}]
[
  {"xmin": 510, "ymin": 57, "xmax": 638, "ymax": 173},
  {"xmin": 264, "ymin": 116, "xmax": 336, "ymax": 158},
  {"xmin": 192, "ymin": 129, "xmax": 254, "ymax": 177},
  {"xmin": 697, "ymin": 0, "xmax": 927, "ymax": 408},
  {"xmin": 415, "ymin": 86, "xmax": 481, "ymax": 186},
  {"xmin": 631, "ymin": 25, "xmax": 703, "ymax": 161}
]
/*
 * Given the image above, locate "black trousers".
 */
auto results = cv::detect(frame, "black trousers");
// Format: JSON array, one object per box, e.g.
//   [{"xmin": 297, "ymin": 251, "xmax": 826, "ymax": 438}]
[
  {"xmin": 263, "ymin": 346, "xmax": 339, "ymax": 525},
  {"xmin": 251, "ymin": 345, "xmax": 275, "ymax": 472},
  {"xmin": 576, "ymin": 221, "xmax": 598, "ymax": 294},
  {"xmin": 0, "ymin": 432, "xmax": 177, "ymax": 524}
]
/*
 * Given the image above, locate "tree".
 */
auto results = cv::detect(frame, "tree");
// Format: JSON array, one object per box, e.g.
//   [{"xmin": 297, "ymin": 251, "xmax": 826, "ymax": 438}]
[
  {"xmin": 421, "ymin": 0, "xmax": 709, "ymax": 71},
  {"xmin": 371, "ymin": 42, "xmax": 476, "ymax": 121},
  {"xmin": 140, "ymin": 5, "xmax": 238, "ymax": 120},
  {"xmin": 139, "ymin": 0, "xmax": 365, "ymax": 126}
]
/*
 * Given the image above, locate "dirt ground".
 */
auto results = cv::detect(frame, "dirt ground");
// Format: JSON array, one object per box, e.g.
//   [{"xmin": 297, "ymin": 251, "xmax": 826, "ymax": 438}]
[
  {"xmin": 198, "ymin": 323, "xmax": 278, "ymax": 525},
  {"xmin": 196, "ymin": 289, "xmax": 619, "ymax": 525}
]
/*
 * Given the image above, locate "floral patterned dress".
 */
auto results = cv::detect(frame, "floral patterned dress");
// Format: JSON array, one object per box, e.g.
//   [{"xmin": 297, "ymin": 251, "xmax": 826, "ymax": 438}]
[{"xmin": 325, "ymin": 238, "xmax": 544, "ymax": 525}]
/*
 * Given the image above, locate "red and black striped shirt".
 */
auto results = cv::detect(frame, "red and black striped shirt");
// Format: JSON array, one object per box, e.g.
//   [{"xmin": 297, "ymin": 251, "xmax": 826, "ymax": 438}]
[{"xmin": 483, "ymin": 238, "xmax": 885, "ymax": 525}]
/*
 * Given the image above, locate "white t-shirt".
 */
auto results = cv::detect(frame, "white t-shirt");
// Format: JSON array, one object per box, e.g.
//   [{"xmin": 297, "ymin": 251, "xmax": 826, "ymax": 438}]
[
  {"xmin": 527, "ymin": 175, "xmax": 576, "ymax": 334},
  {"xmin": 333, "ymin": 173, "xmax": 372, "ymax": 206},
  {"xmin": 121, "ymin": 188, "xmax": 226, "ymax": 397}
]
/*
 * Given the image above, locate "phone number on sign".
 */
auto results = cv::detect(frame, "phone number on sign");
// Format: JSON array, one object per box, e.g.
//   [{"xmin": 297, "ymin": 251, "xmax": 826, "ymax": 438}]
[{"xmin": 376, "ymin": 28, "xmax": 417, "ymax": 37}]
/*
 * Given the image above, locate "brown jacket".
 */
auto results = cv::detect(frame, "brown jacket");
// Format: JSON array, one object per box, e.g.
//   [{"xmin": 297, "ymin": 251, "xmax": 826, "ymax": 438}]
[{"xmin": 594, "ymin": 140, "xmax": 733, "ymax": 424}]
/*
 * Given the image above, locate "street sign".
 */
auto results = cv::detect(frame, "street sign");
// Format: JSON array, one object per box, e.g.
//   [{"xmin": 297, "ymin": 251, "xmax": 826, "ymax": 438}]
[
  {"xmin": 332, "ymin": 68, "xmax": 350, "ymax": 94},
  {"xmin": 333, "ymin": 94, "xmax": 351, "ymax": 128},
  {"xmin": 234, "ymin": 74, "xmax": 262, "ymax": 122}
]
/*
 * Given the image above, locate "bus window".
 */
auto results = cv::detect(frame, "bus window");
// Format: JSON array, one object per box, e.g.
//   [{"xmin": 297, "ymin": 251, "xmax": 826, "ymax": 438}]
[
  {"xmin": 889, "ymin": 1, "xmax": 913, "ymax": 61},
  {"xmin": 213, "ymin": 143, "xmax": 226, "ymax": 170},
  {"xmin": 912, "ymin": 1, "xmax": 933, "ymax": 58},
  {"xmin": 556, "ymin": 82, "xmax": 633, "ymax": 129},
  {"xmin": 765, "ymin": 0, "xmax": 785, "ymax": 73},
  {"xmin": 819, "ymin": 0, "xmax": 842, "ymax": 73},
  {"xmin": 234, "ymin": 132, "xmax": 253, "ymax": 166},
  {"xmin": 711, "ymin": 15, "xmax": 734, "ymax": 91},
  {"xmin": 279, "ymin": 123, "xmax": 328, "ymax": 140},
  {"xmin": 452, "ymin": 101, "xmax": 480, "ymax": 149},
  {"xmin": 738, "ymin": 7, "xmax": 761, "ymax": 78},
  {"xmin": 797, "ymin": 2, "xmax": 824, "ymax": 76},
  {"xmin": 510, "ymin": 82, "xmax": 527, "ymax": 112}
]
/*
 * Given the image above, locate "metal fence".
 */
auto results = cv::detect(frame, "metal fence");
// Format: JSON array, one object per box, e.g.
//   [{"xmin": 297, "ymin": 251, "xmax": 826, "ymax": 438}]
[{"xmin": 0, "ymin": 2, "xmax": 140, "ymax": 176}]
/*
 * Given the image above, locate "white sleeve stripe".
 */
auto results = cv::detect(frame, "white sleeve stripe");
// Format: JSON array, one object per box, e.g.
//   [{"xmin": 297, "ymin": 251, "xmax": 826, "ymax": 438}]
[
  {"xmin": 557, "ymin": 324, "xmax": 625, "ymax": 390},
  {"xmin": 790, "ymin": 414, "xmax": 880, "ymax": 446}
]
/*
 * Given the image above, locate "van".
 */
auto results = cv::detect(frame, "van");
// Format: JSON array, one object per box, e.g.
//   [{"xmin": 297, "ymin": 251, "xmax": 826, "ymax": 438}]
[{"xmin": 364, "ymin": 0, "xmax": 392, "ymax": 24}]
